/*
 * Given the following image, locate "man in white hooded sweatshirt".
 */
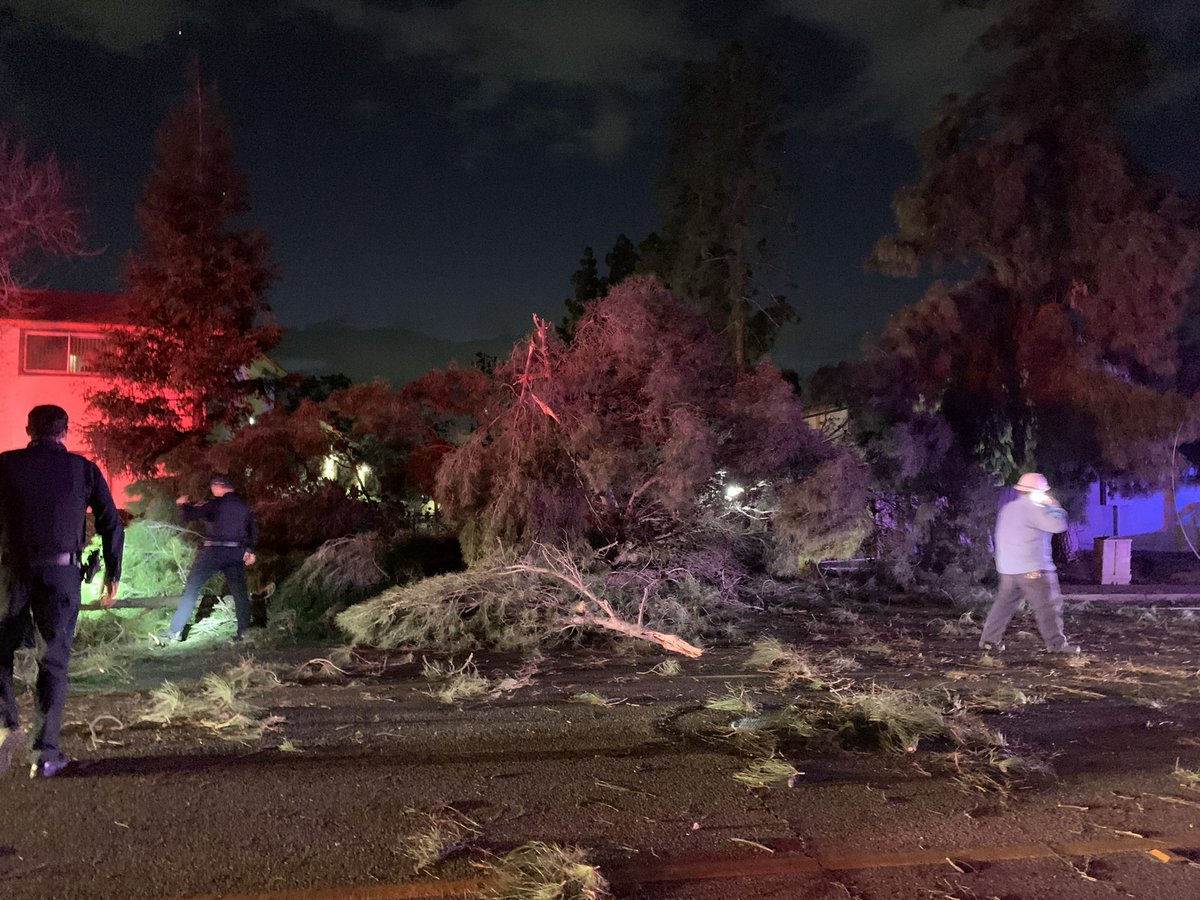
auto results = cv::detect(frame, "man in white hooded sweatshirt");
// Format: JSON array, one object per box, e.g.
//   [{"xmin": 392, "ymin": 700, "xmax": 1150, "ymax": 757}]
[{"xmin": 979, "ymin": 472, "xmax": 1078, "ymax": 654}]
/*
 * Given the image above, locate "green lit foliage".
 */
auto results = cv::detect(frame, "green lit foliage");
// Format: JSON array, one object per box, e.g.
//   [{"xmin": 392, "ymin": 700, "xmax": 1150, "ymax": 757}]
[
  {"xmin": 108, "ymin": 519, "xmax": 192, "ymax": 600},
  {"xmin": 271, "ymin": 533, "xmax": 389, "ymax": 638}
]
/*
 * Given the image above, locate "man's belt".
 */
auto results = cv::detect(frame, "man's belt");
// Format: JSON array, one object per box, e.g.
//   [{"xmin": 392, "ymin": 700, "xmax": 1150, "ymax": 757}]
[
  {"xmin": 27, "ymin": 552, "xmax": 79, "ymax": 567},
  {"xmin": 203, "ymin": 541, "xmax": 243, "ymax": 548}
]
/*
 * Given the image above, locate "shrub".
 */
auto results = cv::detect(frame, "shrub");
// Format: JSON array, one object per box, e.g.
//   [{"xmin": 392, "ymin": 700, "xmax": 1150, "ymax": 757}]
[
  {"xmin": 271, "ymin": 533, "xmax": 390, "ymax": 638},
  {"xmin": 767, "ymin": 452, "xmax": 871, "ymax": 575}
]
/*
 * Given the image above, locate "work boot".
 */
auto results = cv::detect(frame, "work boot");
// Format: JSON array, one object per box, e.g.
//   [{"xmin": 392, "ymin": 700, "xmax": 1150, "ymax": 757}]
[
  {"xmin": 979, "ymin": 641, "xmax": 1005, "ymax": 653},
  {"xmin": 0, "ymin": 726, "xmax": 24, "ymax": 776},
  {"xmin": 29, "ymin": 752, "xmax": 71, "ymax": 779}
]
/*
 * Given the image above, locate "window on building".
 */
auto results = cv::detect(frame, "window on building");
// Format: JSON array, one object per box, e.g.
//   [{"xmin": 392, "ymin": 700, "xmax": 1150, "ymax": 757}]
[{"xmin": 22, "ymin": 332, "xmax": 106, "ymax": 374}]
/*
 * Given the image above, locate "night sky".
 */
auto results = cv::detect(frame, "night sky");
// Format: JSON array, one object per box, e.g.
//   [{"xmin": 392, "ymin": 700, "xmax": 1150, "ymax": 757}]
[{"xmin": 3, "ymin": 1, "xmax": 1198, "ymax": 383}]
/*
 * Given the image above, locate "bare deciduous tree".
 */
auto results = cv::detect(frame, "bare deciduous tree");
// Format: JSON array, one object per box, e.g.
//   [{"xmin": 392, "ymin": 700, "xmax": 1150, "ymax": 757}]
[{"xmin": 0, "ymin": 131, "xmax": 81, "ymax": 304}]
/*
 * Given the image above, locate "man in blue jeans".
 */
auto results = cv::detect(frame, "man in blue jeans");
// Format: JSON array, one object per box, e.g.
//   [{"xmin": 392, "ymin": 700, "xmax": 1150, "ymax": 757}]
[
  {"xmin": 980, "ymin": 472, "xmax": 1078, "ymax": 654},
  {"xmin": 162, "ymin": 474, "xmax": 258, "ymax": 644}
]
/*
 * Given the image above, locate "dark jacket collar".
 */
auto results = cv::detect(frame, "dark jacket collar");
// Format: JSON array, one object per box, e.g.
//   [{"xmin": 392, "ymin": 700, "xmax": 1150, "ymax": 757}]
[{"xmin": 27, "ymin": 438, "xmax": 67, "ymax": 450}]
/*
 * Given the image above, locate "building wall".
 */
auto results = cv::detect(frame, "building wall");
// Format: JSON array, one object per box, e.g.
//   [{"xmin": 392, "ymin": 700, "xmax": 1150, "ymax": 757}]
[
  {"xmin": 0, "ymin": 320, "xmax": 135, "ymax": 503},
  {"xmin": 1073, "ymin": 479, "xmax": 1200, "ymax": 552}
]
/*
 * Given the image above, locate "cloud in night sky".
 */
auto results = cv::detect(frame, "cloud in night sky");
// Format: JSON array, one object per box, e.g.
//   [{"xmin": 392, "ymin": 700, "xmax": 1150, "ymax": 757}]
[
  {"xmin": 12, "ymin": 0, "xmax": 1197, "ymax": 159},
  {"xmin": 774, "ymin": 0, "xmax": 1005, "ymax": 136},
  {"xmin": 6, "ymin": 0, "xmax": 200, "ymax": 52},
  {"xmin": 776, "ymin": 0, "xmax": 1200, "ymax": 137},
  {"xmin": 289, "ymin": 0, "xmax": 704, "ymax": 163},
  {"xmin": 10, "ymin": 0, "xmax": 703, "ymax": 163}
]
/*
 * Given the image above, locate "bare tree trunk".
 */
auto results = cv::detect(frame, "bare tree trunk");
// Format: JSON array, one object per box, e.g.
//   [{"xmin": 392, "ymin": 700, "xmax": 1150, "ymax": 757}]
[{"xmin": 1164, "ymin": 477, "xmax": 1181, "ymax": 549}]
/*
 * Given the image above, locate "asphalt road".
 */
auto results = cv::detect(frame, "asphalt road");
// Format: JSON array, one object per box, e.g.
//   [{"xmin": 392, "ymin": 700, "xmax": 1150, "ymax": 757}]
[{"xmin": 3, "ymin": 605, "xmax": 1200, "ymax": 899}]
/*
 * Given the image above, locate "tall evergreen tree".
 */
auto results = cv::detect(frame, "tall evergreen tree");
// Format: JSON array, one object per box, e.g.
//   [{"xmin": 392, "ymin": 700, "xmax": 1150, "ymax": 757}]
[
  {"xmin": 559, "ymin": 234, "xmax": 646, "ymax": 342},
  {"xmin": 604, "ymin": 233, "xmax": 639, "ymax": 287},
  {"xmin": 558, "ymin": 246, "xmax": 603, "ymax": 341},
  {"xmin": 657, "ymin": 42, "xmax": 794, "ymax": 367},
  {"xmin": 87, "ymin": 69, "xmax": 279, "ymax": 477}
]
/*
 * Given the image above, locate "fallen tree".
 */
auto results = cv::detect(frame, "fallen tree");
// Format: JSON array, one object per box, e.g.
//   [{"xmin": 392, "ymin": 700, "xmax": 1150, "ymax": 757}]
[{"xmin": 337, "ymin": 543, "xmax": 707, "ymax": 657}]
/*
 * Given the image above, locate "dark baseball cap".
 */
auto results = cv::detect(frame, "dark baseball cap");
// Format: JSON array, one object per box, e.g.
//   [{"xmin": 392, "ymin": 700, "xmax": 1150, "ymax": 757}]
[{"xmin": 209, "ymin": 473, "xmax": 234, "ymax": 488}]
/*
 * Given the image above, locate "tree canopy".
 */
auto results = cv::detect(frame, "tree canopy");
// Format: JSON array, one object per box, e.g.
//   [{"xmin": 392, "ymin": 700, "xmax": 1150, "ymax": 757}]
[
  {"xmin": 200, "ymin": 367, "xmax": 490, "ymax": 550},
  {"xmin": 857, "ymin": 0, "xmax": 1200, "ymax": 491}
]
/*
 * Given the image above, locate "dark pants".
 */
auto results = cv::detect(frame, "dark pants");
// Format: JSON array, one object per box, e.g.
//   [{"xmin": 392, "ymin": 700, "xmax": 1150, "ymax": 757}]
[
  {"xmin": 0, "ymin": 564, "xmax": 81, "ymax": 759},
  {"xmin": 170, "ymin": 546, "xmax": 249, "ymax": 637},
  {"xmin": 980, "ymin": 571, "xmax": 1069, "ymax": 651}
]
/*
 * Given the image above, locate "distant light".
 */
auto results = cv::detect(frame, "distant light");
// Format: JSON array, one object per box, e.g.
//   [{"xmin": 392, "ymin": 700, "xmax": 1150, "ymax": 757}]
[
  {"xmin": 322, "ymin": 454, "xmax": 338, "ymax": 481},
  {"xmin": 725, "ymin": 484, "xmax": 745, "ymax": 501},
  {"xmin": 248, "ymin": 415, "xmax": 256, "ymax": 425},
  {"xmin": 356, "ymin": 462, "xmax": 373, "ymax": 484}
]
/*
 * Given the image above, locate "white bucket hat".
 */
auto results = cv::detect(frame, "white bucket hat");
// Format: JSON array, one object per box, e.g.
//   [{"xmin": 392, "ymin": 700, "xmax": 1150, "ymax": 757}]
[{"xmin": 1014, "ymin": 472, "xmax": 1050, "ymax": 493}]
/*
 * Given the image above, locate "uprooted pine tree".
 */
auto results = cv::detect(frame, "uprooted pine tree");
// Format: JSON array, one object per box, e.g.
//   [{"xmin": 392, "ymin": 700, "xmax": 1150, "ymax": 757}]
[{"xmin": 338, "ymin": 276, "xmax": 870, "ymax": 657}]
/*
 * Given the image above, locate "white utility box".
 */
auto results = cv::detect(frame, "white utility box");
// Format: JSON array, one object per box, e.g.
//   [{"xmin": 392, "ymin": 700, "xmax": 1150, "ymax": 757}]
[{"xmin": 1094, "ymin": 537, "xmax": 1132, "ymax": 585}]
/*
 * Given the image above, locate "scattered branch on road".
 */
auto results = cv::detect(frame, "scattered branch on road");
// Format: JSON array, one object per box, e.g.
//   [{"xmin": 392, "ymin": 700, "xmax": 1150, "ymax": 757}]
[
  {"xmin": 139, "ymin": 658, "xmax": 282, "ymax": 741},
  {"xmin": 507, "ymin": 543, "xmax": 703, "ymax": 658},
  {"xmin": 420, "ymin": 654, "xmax": 493, "ymax": 704},
  {"xmin": 399, "ymin": 805, "xmax": 483, "ymax": 872},
  {"xmin": 732, "ymin": 756, "xmax": 801, "ymax": 789},
  {"xmin": 475, "ymin": 841, "xmax": 610, "ymax": 900}
]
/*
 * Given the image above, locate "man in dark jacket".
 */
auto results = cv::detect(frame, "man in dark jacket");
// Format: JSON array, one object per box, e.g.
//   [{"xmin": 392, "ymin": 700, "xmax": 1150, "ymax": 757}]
[
  {"xmin": 162, "ymin": 474, "xmax": 258, "ymax": 643},
  {"xmin": 0, "ymin": 405, "xmax": 123, "ymax": 778}
]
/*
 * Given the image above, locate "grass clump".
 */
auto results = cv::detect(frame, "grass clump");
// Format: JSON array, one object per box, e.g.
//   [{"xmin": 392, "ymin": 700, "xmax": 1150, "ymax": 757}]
[
  {"xmin": 705, "ymin": 686, "xmax": 758, "ymax": 714},
  {"xmin": 744, "ymin": 638, "xmax": 828, "ymax": 688},
  {"xmin": 827, "ymin": 685, "xmax": 949, "ymax": 753},
  {"xmin": 68, "ymin": 608, "xmax": 172, "ymax": 684},
  {"xmin": 478, "ymin": 841, "xmax": 610, "ymax": 900},
  {"xmin": 568, "ymin": 692, "xmax": 621, "ymax": 707},
  {"xmin": 732, "ymin": 756, "xmax": 801, "ymax": 789},
  {"xmin": 931, "ymin": 611, "xmax": 979, "ymax": 638},
  {"xmin": 400, "ymin": 805, "xmax": 482, "ymax": 872},
  {"xmin": 1174, "ymin": 761, "xmax": 1200, "ymax": 791},
  {"xmin": 974, "ymin": 685, "xmax": 1041, "ymax": 711},
  {"xmin": 140, "ymin": 657, "xmax": 281, "ymax": 739},
  {"xmin": 421, "ymin": 655, "xmax": 493, "ymax": 704},
  {"xmin": 646, "ymin": 658, "xmax": 681, "ymax": 677}
]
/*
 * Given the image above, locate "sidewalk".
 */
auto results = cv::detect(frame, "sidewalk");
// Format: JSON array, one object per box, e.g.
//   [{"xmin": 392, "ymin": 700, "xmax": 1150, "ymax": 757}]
[{"xmin": 1062, "ymin": 582, "xmax": 1200, "ymax": 603}]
